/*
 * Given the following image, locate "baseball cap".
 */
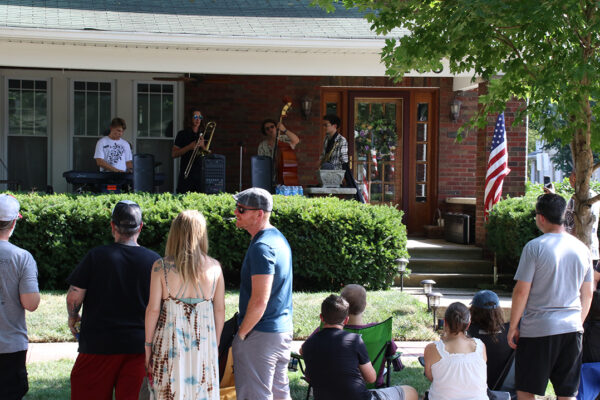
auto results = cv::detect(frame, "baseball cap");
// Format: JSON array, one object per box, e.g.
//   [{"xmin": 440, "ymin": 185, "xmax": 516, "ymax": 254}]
[
  {"xmin": 0, "ymin": 194, "xmax": 21, "ymax": 221},
  {"xmin": 111, "ymin": 200, "xmax": 142, "ymax": 229},
  {"xmin": 471, "ymin": 290, "xmax": 500, "ymax": 309},
  {"xmin": 233, "ymin": 187, "xmax": 273, "ymax": 212}
]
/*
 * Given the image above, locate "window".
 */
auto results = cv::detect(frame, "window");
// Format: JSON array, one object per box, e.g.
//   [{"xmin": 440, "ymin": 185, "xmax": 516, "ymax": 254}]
[
  {"xmin": 135, "ymin": 82, "xmax": 176, "ymax": 192},
  {"xmin": 415, "ymin": 103, "xmax": 429, "ymax": 202},
  {"xmin": 7, "ymin": 79, "xmax": 48, "ymax": 190},
  {"xmin": 72, "ymin": 81, "xmax": 113, "ymax": 171}
]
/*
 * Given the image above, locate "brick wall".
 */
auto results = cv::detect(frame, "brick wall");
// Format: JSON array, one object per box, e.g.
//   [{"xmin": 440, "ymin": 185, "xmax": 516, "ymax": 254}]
[
  {"xmin": 475, "ymin": 82, "xmax": 527, "ymax": 245},
  {"xmin": 184, "ymin": 74, "xmax": 526, "ymax": 241}
]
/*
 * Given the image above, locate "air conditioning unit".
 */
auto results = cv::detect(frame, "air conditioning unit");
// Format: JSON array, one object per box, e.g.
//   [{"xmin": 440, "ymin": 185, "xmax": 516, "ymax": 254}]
[{"xmin": 444, "ymin": 213, "xmax": 474, "ymax": 244}]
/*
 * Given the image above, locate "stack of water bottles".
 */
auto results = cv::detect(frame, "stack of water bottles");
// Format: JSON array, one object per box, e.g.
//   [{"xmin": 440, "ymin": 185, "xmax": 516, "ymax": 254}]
[{"xmin": 275, "ymin": 185, "xmax": 304, "ymax": 196}]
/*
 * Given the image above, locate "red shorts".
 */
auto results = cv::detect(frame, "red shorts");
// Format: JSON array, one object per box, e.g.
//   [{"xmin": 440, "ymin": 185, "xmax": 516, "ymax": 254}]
[{"xmin": 70, "ymin": 353, "xmax": 145, "ymax": 400}]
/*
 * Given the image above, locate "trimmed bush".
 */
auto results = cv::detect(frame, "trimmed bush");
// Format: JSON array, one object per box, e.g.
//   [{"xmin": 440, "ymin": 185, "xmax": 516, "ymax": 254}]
[{"xmin": 8, "ymin": 193, "xmax": 407, "ymax": 291}]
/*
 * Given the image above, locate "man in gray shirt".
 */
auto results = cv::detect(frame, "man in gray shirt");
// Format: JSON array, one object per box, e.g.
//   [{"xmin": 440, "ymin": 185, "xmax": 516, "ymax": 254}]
[
  {"xmin": 508, "ymin": 193, "xmax": 593, "ymax": 400},
  {"xmin": 0, "ymin": 194, "xmax": 40, "ymax": 400}
]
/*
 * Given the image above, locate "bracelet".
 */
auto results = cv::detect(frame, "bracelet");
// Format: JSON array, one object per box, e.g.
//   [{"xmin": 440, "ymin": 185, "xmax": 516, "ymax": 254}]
[
  {"xmin": 282, "ymin": 129, "xmax": 287, "ymax": 134},
  {"xmin": 144, "ymin": 342, "xmax": 153, "ymax": 347}
]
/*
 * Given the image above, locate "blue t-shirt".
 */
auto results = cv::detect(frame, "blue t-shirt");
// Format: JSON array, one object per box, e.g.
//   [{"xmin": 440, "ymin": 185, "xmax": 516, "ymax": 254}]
[{"xmin": 238, "ymin": 227, "xmax": 293, "ymax": 333}]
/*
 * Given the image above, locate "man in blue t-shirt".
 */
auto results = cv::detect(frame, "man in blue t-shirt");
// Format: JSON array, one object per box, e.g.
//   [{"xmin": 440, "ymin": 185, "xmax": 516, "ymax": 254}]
[{"xmin": 232, "ymin": 187, "xmax": 293, "ymax": 400}]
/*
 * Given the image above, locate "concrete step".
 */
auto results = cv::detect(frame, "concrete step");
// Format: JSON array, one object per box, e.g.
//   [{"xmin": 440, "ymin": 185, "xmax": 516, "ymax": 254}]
[
  {"xmin": 408, "ymin": 258, "xmax": 493, "ymax": 274},
  {"xmin": 407, "ymin": 238, "xmax": 483, "ymax": 260},
  {"xmin": 408, "ymin": 247, "xmax": 484, "ymax": 260},
  {"xmin": 399, "ymin": 272, "xmax": 513, "ymax": 289}
]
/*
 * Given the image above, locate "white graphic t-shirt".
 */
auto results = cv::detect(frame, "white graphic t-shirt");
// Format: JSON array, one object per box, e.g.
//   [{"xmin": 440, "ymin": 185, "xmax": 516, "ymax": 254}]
[{"xmin": 94, "ymin": 136, "xmax": 133, "ymax": 172}]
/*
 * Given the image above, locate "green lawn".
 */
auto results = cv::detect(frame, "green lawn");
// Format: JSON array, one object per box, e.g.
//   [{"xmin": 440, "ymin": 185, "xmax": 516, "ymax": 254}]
[
  {"xmin": 24, "ymin": 358, "xmax": 430, "ymax": 400},
  {"xmin": 24, "ymin": 359, "xmax": 557, "ymax": 400},
  {"xmin": 27, "ymin": 290, "xmax": 437, "ymax": 342}
]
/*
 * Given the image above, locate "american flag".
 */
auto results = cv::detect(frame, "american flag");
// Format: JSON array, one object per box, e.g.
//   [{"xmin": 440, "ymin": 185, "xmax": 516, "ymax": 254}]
[{"xmin": 484, "ymin": 112, "xmax": 511, "ymax": 220}]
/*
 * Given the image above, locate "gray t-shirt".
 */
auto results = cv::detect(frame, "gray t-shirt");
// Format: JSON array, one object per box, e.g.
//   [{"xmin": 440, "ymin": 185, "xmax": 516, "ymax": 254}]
[
  {"xmin": 0, "ymin": 240, "xmax": 39, "ymax": 353},
  {"xmin": 515, "ymin": 232, "xmax": 593, "ymax": 337}
]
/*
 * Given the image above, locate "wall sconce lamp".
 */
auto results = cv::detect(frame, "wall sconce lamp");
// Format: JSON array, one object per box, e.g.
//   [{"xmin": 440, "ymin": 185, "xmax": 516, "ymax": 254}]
[
  {"xmin": 395, "ymin": 257, "xmax": 409, "ymax": 292},
  {"xmin": 450, "ymin": 99, "xmax": 462, "ymax": 122},
  {"xmin": 428, "ymin": 292, "xmax": 443, "ymax": 331},
  {"xmin": 301, "ymin": 96, "xmax": 313, "ymax": 120}
]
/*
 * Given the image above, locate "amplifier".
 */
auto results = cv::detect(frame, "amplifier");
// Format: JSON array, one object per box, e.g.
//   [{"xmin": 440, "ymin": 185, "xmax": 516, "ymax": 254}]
[
  {"xmin": 201, "ymin": 154, "xmax": 226, "ymax": 194},
  {"xmin": 444, "ymin": 213, "xmax": 474, "ymax": 244}
]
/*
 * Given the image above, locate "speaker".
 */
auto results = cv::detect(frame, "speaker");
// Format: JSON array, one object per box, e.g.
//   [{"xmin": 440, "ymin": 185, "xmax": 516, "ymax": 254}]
[
  {"xmin": 201, "ymin": 154, "xmax": 226, "ymax": 194},
  {"xmin": 133, "ymin": 153, "xmax": 154, "ymax": 192},
  {"xmin": 251, "ymin": 156, "xmax": 273, "ymax": 193}
]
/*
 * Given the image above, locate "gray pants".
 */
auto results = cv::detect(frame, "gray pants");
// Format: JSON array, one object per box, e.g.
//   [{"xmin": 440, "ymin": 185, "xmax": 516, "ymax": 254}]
[
  {"xmin": 370, "ymin": 386, "xmax": 406, "ymax": 400},
  {"xmin": 232, "ymin": 330, "xmax": 293, "ymax": 400}
]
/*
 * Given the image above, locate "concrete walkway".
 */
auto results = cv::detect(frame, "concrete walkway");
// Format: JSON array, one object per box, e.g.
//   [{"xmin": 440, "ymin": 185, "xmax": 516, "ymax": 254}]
[{"xmin": 26, "ymin": 287, "xmax": 513, "ymax": 364}]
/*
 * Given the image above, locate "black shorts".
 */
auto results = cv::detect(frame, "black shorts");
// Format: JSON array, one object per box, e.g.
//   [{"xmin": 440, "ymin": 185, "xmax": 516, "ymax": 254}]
[
  {"xmin": 515, "ymin": 332, "xmax": 582, "ymax": 396},
  {"xmin": 0, "ymin": 350, "xmax": 29, "ymax": 400}
]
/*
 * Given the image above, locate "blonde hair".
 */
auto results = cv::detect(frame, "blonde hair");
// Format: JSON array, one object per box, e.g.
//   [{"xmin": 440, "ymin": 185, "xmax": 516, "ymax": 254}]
[{"xmin": 165, "ymin": 210, "xmax": 209, "ymax": 284}]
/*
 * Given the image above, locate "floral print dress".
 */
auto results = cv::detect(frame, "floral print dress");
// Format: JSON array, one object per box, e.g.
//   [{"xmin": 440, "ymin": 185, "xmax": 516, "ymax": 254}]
[{"xmin": 150, "ymin": 260, "xmax": 219, "ymax": 400}]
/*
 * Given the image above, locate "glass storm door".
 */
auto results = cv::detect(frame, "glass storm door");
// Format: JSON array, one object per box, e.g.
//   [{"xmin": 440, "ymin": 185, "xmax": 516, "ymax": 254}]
[{"xmin": 352, "ymin": 98, "xmax": 403, "ymax": 205}]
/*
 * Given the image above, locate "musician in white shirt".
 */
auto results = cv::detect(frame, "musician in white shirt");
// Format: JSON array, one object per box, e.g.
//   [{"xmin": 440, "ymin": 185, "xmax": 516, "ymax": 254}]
[{"xmin": 94, "ymin": 118, "xmax": 133, "ymax": 173}]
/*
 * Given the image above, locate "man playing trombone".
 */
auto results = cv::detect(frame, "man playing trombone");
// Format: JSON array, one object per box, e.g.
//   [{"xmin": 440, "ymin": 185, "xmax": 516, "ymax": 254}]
[{"xmin": 172, "ymin": 108, "xmax": 207, "ymax": 193}]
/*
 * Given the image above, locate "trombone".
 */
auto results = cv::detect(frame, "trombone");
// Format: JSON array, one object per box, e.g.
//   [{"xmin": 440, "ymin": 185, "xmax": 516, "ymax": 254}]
[{"xmin": 184, "ymin": 121, "xmax": 216, "ymax": 179}]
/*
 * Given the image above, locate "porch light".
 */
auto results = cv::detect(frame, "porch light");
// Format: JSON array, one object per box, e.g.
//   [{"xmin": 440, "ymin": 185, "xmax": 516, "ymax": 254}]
[
  {"xmin": 395, "ymin": 257, "xmax": 409, "ymax": 292},
  {"xmin": 428, "ymin": 292, "xmax": 443, "ymax": 331},
  {"xmin": 301, "ymin": 96, "xmax": 313, "ymax": 119},
  {"xmin": 450, "ymin": 99, "xmax": 462, "ymax": 122}
]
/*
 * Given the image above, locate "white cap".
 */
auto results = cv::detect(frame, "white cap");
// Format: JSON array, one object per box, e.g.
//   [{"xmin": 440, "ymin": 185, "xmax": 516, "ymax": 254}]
[{"xmin": 0, "ymin": 194, "xmax": 21, "ymax": 221}]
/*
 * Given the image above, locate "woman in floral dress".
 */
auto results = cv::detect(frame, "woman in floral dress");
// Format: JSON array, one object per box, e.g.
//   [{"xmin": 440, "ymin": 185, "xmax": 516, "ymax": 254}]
[{"xmin": 145, "ymin": 210, "xmax": 225, "ymax": 400}]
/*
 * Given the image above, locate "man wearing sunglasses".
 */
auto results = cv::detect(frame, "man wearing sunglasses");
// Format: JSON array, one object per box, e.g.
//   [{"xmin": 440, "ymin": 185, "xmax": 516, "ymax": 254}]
[
  {"xmin": 232, "ymin": 187, "xmax": 294, "ymax": 400},
  {"xmin": 172, "ymin": 108, "xmax": 207, "ymax": 193}
]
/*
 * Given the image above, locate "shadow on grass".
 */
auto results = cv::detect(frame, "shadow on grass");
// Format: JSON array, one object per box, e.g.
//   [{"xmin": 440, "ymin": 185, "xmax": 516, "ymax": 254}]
[{"xmin": 25, "ymin": 359, "xmax": 72, "ymax": 400}]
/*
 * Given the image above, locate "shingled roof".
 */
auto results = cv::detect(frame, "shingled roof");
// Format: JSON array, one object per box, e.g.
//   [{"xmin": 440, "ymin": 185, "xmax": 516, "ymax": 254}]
[{"xmin": 0, "ymin": 0, "xmax": 406, "ymax": 40}]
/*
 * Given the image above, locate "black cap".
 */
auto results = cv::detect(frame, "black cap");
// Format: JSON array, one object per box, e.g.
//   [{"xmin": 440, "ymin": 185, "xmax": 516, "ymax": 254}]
[{"xmin": 111, "ymin": 200, "xmax": 142, "ymax": 229}]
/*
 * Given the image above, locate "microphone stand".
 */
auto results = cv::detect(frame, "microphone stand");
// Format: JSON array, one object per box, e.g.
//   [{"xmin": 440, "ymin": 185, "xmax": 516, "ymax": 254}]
[{"xmin": 238, "ymin": 141, "xmax": 244, "ymax": 192}]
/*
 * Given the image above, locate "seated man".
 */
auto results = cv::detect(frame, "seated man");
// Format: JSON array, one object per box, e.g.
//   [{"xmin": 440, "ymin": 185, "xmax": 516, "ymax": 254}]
[
  {"xmin": 94, "ymin": 117, "xmax": 133, "ymax": 173},
  {"xmin": 301, "ymin": 295, "xmax": 417, "ymax": 400}
]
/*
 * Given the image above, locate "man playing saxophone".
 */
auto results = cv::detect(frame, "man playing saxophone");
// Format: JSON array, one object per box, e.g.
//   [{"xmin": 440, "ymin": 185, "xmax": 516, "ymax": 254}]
[{"xmin": 172, "ymin": 108, "xmax": 207, "ymax": 193}]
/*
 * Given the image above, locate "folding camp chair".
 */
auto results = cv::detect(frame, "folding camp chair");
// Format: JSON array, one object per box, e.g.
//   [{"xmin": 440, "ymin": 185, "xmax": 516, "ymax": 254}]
[
  {"xmin": 576, "ymin": 362, "xmax": 600, "ymax": 400},
  {"xmin": 291, "ymin": 317, "xmax": 401, "ymax": 400}
]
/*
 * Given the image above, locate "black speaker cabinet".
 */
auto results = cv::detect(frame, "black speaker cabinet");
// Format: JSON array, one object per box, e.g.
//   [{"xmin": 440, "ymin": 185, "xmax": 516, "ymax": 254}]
[
  {"xmin": 133, "ymin": 153, "xmax": 154, "ymax": 192},
  {"xmin": 201, "ymin": 154, "xmax": 226, "ymax": 194},
  {"xmin": 251, "ymin": 156, "xmax": 273, "ymax": 193},
  {"xmin": 444, "ymin": 213, "xmax": 475, "ymax": 244}
]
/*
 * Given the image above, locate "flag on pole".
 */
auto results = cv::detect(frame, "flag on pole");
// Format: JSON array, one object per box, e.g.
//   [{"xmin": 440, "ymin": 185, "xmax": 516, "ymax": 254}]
[{"xmin": 484, "ymin": 112, "xmax": 511, "ymax": 220}]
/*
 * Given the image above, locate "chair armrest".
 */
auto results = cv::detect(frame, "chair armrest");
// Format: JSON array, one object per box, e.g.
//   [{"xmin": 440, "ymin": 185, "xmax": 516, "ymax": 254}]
[{"xmin": 386, "ymin": 352, "xmax": 401, "ymax": 361}]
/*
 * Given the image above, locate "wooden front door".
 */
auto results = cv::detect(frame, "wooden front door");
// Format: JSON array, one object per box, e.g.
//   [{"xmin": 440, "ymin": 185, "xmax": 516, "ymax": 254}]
[{"xmin": 321, "ymin": 88, "xmax": 438, "ymax": 233}]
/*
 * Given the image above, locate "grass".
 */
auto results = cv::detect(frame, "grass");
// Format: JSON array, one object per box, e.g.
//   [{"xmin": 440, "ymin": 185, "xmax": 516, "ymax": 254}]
[
  {"xmin": 25, "ymin": 359, "xmax": 557, "ymax": 399},
  {"xmin": 27, "ymin": 289, "xmax": 437, "ymax": 342}
]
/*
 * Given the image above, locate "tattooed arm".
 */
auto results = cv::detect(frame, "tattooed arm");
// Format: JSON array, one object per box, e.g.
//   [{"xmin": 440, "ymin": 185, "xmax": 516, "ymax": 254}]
[{"xmin": 66, "ymin": 285, "xmax": 86, "ymax": 337}]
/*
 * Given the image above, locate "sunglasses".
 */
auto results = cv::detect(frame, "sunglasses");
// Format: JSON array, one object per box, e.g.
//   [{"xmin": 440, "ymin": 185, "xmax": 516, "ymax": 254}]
[
  {"xmin": 193, "ymin": 115, "xmax": 204, "ymax": 120},
  {"xmin": 265, "ymin": 125, "xmax": 276, "ymax": 130},
  {"xmin": 236, "ymin": 205, "xmax": 261, "ymax": 214}
]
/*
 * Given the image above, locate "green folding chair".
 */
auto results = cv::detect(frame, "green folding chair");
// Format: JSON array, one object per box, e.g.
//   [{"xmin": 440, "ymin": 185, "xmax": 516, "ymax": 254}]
[{"xmin": 290, "ymin": 317, "xmax": 401, "ymax": 399}]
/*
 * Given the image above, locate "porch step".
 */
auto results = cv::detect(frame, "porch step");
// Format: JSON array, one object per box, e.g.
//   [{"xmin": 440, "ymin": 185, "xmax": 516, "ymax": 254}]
[
  {"xmin": 399, "ymin": 272, "xmax": 513, "ymax": 288},
  {"xmin": 402, "ymin": 238, "xmax": 502, "ymax": 289}
]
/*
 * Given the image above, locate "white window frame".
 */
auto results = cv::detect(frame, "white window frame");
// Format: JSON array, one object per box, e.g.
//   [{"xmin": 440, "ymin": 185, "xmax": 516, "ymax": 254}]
[
  {"xmin": 133, "ymin": 80, "xmax": 179, "ymax": 192},
  {"xmin": 3, "ymin": 76, "xmax": 52, "ymax": 187},
  {"xmin": 69, "ymin": 79, "xmax": 116, "ymax": 170}
]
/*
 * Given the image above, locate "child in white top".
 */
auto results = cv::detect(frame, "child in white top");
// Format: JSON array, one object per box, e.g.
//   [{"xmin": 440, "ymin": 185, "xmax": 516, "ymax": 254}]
[{"xmin": 424, "ymin": 302, "xmax": 488, "ymax": 400}]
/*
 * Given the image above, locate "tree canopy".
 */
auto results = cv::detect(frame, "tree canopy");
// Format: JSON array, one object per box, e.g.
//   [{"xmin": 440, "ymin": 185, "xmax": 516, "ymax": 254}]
[{"xmin": 314, "ymin": 0, "xmax": 600, "ymax": 243}]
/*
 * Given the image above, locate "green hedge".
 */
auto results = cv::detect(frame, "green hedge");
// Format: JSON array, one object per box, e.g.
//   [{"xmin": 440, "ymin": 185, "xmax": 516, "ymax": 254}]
[
  {"xmin": 8, "ymin": 193, "xmax": 407, "ymax": 291},
  {"xmin": 486, "ymin": 179, "xmax": 600, "ymax": 271}
]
